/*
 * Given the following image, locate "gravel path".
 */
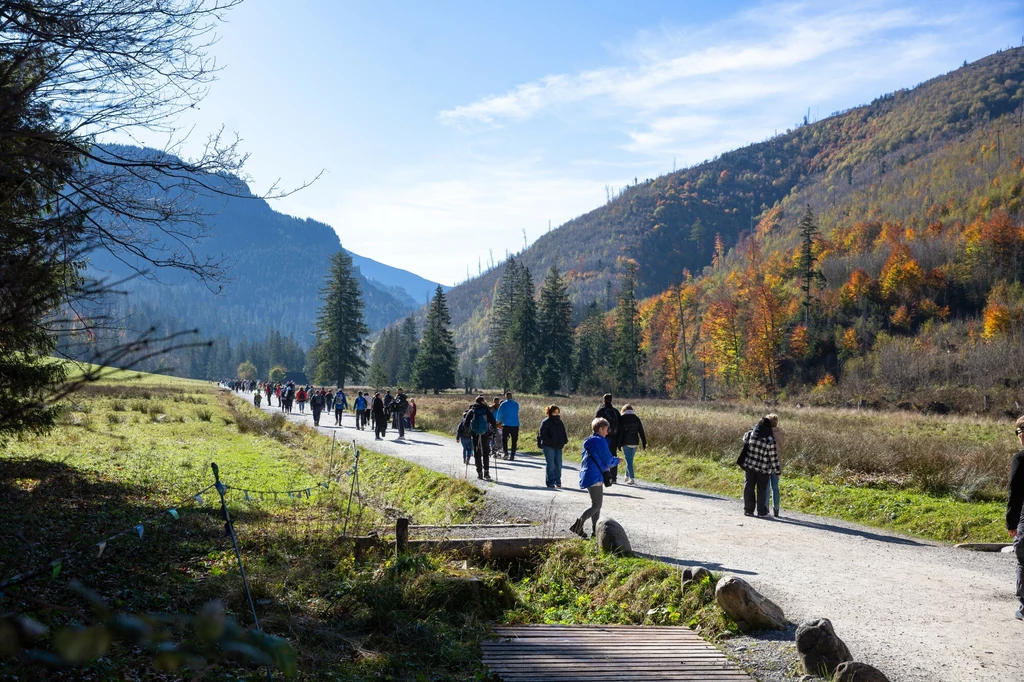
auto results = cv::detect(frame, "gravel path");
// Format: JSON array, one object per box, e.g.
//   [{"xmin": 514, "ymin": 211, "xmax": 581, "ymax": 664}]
[{"xmin": 258, "ymin": 399, "xmax": 1020, "ymax": 682}]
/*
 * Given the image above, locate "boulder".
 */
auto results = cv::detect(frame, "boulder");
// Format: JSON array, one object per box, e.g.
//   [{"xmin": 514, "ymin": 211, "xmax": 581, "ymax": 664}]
[
  {"xmin": 691, "ymin": 566, "xmax": 712, "ymax": 583},
  {"xmin": 795, "ymin": 618, "xmax": 852, "ymax": 676},
  {"xmin": 595, "ymin": 518, "xmax": 631, "ymax": 555},
  {"xmin": 834, "ymin": 661, "xmax": 890, "ymax": 682},
  {"xmin": 714, "ymin": 576, "xmax": 786, "ymax": 631}
]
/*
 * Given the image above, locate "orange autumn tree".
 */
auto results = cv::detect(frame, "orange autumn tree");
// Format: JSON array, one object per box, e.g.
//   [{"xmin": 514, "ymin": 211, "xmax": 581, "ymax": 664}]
[
  {"xmin": 879, "ymin": 243, "xmax": 924, "ymax": 307},
  {"xmin": 699, "ymin": 296, "xmax": 742, "ymax": 389},
  {"xmin": 739, "ymin": 238, "xmax": 791, "ymax": 394}
]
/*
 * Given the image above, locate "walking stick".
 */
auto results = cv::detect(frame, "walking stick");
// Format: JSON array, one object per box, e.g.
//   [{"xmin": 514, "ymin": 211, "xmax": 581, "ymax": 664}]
[{"xmin": 492, "ymin": 444, "xmax": 498, "ymax": 483}]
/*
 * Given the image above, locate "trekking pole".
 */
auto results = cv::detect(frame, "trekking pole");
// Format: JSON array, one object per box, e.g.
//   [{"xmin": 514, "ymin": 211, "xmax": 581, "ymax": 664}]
[
  {"xmin": 210, "ymin": 463, "xmax": 273, "ymax": 682},
  {"xmin": 492, "ymin": 446, "xmax": 498, "ymax": 483}
]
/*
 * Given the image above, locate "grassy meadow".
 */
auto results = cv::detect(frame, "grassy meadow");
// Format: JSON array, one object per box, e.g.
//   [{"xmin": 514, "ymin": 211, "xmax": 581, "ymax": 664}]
[
  {"xmin": 413, "ymin": 392, "xmax": 1017, "ymax": 543},
  {"xmin": 1, "ymin": 371, "xmax": 736, "ymax": 680}
]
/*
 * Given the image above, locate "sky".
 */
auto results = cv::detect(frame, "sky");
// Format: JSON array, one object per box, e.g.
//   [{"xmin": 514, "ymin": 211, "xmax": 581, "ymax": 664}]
[{"xmin": 128, "ymin": 0, "xmax": 1024, "ymax": 285}]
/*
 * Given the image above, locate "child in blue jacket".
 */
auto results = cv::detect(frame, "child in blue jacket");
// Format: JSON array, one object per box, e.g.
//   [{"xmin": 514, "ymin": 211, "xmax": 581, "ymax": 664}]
[{"xmin": 569, "ymin": 418, "xmax": 619, "ymax": 539}]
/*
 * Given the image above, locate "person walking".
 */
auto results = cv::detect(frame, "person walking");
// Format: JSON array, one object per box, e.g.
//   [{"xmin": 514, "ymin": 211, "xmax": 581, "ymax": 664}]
[
  {"xmin": 537, "ymin": 405, "xmax": 568, "ymax": 489},
  {"xmin": 456, "ymin": 409, "xmax": 474, "ymax": 466},
  {"xmin": 392, "ymin": 388, "xmax": 409, "ymax": 439},
  {"xmin": 354, "ymin": 392, "xmax": 368, "ymax": 430},
  {"xmin": 1007, "ymin": 415, "xmax": 1024, "ymax": 621},
  {"xmin": 408, "ymin": 399, "xmax": 417, "ymax": 429},
  {"xmin": 489, "ymin": 397, "xmax": 502, "ymax": 459},
  {"xmin": 569, "ymin": 418, "xmax": 619, "ymax": 539},
  {"xmin": 768, "ymin": 424, "xmax": 785, "ymax": 517},
  {"xmin": 463, "ymin": 396, "xmax": 497, "ymax": 480},
  {"xmin": 334, "ymin": 388, "xmax": 348, "ymax": 426},
  {"xmin": 617, "ymin": 404, "xmax": 647, "ymax": 485},
  {"xmin": 495, "ymin": 392, "xmax": 521, "ymax": 461},
  {"xmin": 253, "ymin": 390, "xmax": 262, "ymax": 408},
  {"xmin": 325, "ymin": 389, "xmax": 334, "ymax": 413},
  {"xmin": 737, "ymin": 414, "xmax": 781, "ymax": 518},
  {"xmin": 371, "ymin": 392, "xmax": 387, "ymax": 440},
  {"xmin": 310, "ymin": 389, "xmax": 324, "ymax": 427},
  {"xmin": 296, "ymin": 386, "xmax": 307, "ymax": 413},
  {"xmin": 383, "ymin": 390, "xmax": 394, "ymax": 413},
  {"xmin": 595, "ymin": 393, "xmax": 621, "ymax": 482}
]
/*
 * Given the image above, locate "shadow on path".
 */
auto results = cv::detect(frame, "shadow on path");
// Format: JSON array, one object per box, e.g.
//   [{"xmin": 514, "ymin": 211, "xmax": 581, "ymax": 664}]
[
  {"xmin": 638, "ymin": 553, "xmax": 759, "ymax": 576},
  {"xmin": 771, "ymin": 516, "xmax": 926, "ymax": 546}
]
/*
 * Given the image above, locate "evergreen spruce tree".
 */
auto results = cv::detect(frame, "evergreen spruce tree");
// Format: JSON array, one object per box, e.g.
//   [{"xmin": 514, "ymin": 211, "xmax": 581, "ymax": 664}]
[
  {"xmin": 398, "ymin": 317, "xmax": 419, "ymax": 384},
  {"xmin": 797, "ymin": 205, "xmax": 825, "ymax": 325},
  {"xmin": 310, "ymin": 251, "xmax": 369, "ymax": 388},
  {"xmin": 537, "ymin": 266, "xmax": 574, "ymax": 395},
  {"xmin": 510, "ymin": 265, "xmax": 539, "ymax": 391},
  {"xmin": 412, "ymin": 286, "xmax": 458, "ymax": 394},
  {"xmin": 613, "ymin": 260, "xmax": 642, "ymax": 394},
  {"xmin": 487, "ymin": 258, "xmax": 520, "ymax": 390},
  {"xmin": 572, "ymin": 303, "xmax": 612, "ymax": 394}
]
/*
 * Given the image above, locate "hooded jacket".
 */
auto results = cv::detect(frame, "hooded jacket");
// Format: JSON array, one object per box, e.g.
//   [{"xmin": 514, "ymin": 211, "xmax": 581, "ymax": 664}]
[
  {"xmin": 538, "ymin": 415, "xmax": 568, "ymax": 450},
  {"xmin": 617, "ymin": 410, "xmax": 647, "ymax": 448}
]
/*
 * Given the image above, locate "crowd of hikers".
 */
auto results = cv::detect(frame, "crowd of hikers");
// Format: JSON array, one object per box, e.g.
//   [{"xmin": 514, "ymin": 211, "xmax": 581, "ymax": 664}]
[{"xmin": 224, "ymin": 379, "xmax": 416, "ymax": 436}]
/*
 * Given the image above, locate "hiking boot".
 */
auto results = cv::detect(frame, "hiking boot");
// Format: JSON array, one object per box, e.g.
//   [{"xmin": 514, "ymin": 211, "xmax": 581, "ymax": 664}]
[
  {"xmin": 743, "ymin": 511, "xmax": 754, "ymax": 517},
  {"xmin": 569, "ymin": 518, "xmax": 586, "ymax": 538},
  {"xmin": 477, "ymin": 473, "xmax": 484, "ymax": 480},
  {"xmin": 1017, "ymin": 606, "xmax": 1024, "ymax": 621},
  {"xmin": 484, "ymin": 472, "xmax": 491, "ymax": 481},
  {"xmin": 773, "ymin": 508, "xmax": 780, "ymax": 518},
  {"xmin": 554, "ymin": 484, "xmax": 561, "ymax": 489}
]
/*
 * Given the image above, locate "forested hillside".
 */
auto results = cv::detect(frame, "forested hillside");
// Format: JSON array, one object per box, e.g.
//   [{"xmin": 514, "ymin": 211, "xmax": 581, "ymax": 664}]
[
  {"xmin": 448, "ymin": 47, "xmax": 1024, "ymax": 409},
  {"xmin": 87, "ymin": 147, "xmax": 444, "ymax": 346}
]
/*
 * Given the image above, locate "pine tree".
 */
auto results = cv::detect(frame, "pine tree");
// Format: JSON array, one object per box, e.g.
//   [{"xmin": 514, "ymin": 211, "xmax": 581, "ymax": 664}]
[
  {"xmin": 613, "ymin": 260, "xmax": 642, "ymax": 394},
  {"xmin": 487, "ymin": 258, "xmax": 520, "ymax": 390},
  {"xmin": 797, "ymin": 206, "xmax": 825, "ymax": 325},
  {"xmin": 310, "ymin": 251, "xmax": 369, "ymax": 388},
  {"xmin": 510, "ymin": 264, "xmax": 539, "ymax": 391},
  {"xmin": 537, "ymin": 266, "xmax": 573, "ymax": 395},
  {"xmin": 572, "ymin": 303, "xmax": 612, "ymax": 394},
  {"xmin": 412, "ymin": 286, "xmax": 458, "ymax": 394},
  {"xmin": 369, "ymin": 326, "xmax": 398, "ymax": 386},
  {"xmin": 398, "ymin": 317, "xmax": 419, "ymax": 384}
]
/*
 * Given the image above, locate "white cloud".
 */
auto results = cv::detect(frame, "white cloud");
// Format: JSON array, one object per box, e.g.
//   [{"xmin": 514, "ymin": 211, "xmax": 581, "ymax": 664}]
[{"xmin": 439, "ymin": 1, "xmax": 1017, "ymax": 161}]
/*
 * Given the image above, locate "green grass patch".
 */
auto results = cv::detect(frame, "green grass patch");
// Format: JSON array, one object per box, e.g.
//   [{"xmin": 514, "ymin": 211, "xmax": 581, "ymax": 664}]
[{"xmin": 638, "ymin": 449, "xmax": 1007, "ymax": 544}]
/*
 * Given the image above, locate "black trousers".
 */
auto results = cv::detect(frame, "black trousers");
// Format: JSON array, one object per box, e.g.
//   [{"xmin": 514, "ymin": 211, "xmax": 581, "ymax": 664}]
[
  {"xmin": 743, "ymin": 470, "xmax": 770, "ymax": 516},
  {"xmin": 373, "ymin": 412, "xmax": 386, "ymax": 438},
  {"xmin": 502, "ymin": 425, "xmax": 519, "ymax": 456},
  {"xmin": 472, "ymin": 433, "xmax": 490, "ymax": 476}
]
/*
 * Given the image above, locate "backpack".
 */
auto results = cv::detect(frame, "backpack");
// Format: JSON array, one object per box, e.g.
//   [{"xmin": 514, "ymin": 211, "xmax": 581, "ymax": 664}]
[
  {"xmin": 394, "ymin": 395, "xmax": 409, "ymax": 414},
  {"xmin": 470, "ymin": 405, "xmax": 489, "ymax": 435}
]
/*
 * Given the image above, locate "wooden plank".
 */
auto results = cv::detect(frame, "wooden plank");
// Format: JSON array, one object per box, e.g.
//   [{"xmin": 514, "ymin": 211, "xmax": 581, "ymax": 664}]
[{"xmin": 482, "ymin": 624, "xmax": 752, "ymax": 682}]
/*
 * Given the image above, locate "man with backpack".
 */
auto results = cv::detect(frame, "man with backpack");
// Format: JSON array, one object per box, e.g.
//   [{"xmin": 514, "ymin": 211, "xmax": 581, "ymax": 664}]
[
  {"xmin": 334, "ymin": 388, "xmax": 348, "ymax": 426},
  {"xmin": 392, "ymin": 388, "xmax": 409, "ymax": 439},
  {"xmin": 463, "ymin": 396, "xmax": 497, "ymax": 480},
  {"xmin": 494, "ymin": 392, "xmax": 521, "ymax": 461},
  {"xmin": 354, "ymin": 392, "xmax": 368, "ymax": 430},
  {"xmin": 310, "ymin": 389, "xmax": 325, "ymax": 426},
  {"xmin": 596, "ymin": 393, "xmax": 621, "ymax": 482}
]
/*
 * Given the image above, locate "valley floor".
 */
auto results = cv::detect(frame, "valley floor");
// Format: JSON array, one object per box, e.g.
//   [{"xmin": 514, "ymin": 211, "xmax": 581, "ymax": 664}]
[{"xmin": 260, "ymin": 395, "xmax": 1022, "ymax": 682}]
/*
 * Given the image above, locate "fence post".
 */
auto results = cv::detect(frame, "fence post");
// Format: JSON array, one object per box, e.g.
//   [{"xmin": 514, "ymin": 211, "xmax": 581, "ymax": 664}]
[
  {"xmin": 396, "ymin": 517, "xmax": 409, "ymax": 554},
  {"xmin": 211, "ymin": 462, "xmax": 273, "ymax": 682}
]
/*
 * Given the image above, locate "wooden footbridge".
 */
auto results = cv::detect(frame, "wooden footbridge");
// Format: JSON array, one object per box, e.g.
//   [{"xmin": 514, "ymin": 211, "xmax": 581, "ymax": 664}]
[{"xmin": 482, "ymin": 625, "xmax": 753, "ymax": 681}]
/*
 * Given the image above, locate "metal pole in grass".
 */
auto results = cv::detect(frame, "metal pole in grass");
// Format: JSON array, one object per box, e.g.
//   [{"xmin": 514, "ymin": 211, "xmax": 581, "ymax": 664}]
[
  {"xmin": 341, "ymin": 442, "xmax": 360, "ymax": 538},
  {"xmin": 210, "ymin": 462, "xmax": 273, "ymax": 682}
]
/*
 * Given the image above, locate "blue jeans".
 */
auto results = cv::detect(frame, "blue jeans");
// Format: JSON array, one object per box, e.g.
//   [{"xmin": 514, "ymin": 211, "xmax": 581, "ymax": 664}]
[
  {"xmin": 542, "ymin": 446, "xmax": 562, "ymax": 487},
  {"xmin": 768, "ymin": 474, "xmax": 780, "ymax": 510},
  {"xmin": 622, "ymin": 446, "xmax": 637, "ymax": 479},
  {"xmin": 460, "ymin": 437, "xmax": 474, "ymax": 462}
]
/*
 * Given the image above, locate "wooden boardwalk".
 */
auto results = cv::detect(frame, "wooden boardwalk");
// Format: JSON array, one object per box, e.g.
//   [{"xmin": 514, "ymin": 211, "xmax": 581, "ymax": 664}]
[{"xmin": 482, "ymin": 625, "xmax": 753, "ymax": 681}]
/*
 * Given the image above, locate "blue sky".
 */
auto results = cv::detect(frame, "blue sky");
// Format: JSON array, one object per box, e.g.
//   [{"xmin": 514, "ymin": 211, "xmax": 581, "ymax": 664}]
[{"xmin": 135, "ymin": 0, "xmax": 1024, "ymax": 285}]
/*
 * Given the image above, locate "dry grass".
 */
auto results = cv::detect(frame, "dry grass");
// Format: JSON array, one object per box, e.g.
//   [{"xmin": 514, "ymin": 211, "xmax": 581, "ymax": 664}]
[{"xmin": 412, "ymin": 392, "xmax": 1016, "ymax": 500}]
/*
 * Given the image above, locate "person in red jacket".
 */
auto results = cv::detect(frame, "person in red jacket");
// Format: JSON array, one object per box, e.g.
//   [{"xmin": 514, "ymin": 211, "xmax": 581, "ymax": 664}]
[{"xmin": 1007, "ymin": 415, "xmax": 1024, "ymax": 621}]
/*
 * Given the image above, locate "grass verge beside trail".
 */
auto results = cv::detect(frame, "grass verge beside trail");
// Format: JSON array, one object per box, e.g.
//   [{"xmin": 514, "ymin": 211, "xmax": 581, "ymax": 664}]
[
  {"xmin": 1, "ymin": 373, "xmax": 735, "ymax": 680},
  {"xmin": 415, "ymin": 392, "xmax": 1011, "ymax": 544}
]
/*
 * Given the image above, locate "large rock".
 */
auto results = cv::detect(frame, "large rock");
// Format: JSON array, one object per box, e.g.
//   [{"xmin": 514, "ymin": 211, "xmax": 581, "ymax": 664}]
[
  {"xmin": 595, "ymin": 518, "xmax": 631, "ymax": 555},
  {"xmin": 795, "ymin": 618, "xmax": 852, "ymax": 676},
  {"xmin": 834, "ymin": 662, "xmax": 890, "ymax": 682},
  {"xmin": 714, "ymin": 576, "xmax": 786, "ymax": 631}
]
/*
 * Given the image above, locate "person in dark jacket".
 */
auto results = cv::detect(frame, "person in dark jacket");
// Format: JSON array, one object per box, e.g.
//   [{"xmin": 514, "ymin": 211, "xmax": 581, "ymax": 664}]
[
  {"xmin": 737, "ymin": 414, "xmax": 781, "ymax": 517},
  {"xmin": 537, "ymin": 405, "xmax": 569, "ymax": 488},
  {"xmin": 371, "ymin": 392, "xmax": 387, "ymax": 440},
  {"xmin": 595, "ymin": 393, "xmax": 621, "ymax": 482},
  {"xmin": 569, "ymin": 418, "xmax": 619, "ymax": 539},
  {"xmin": 309, "ymin": 389, "xmax": 324, "ymax": 426},
  {"xmin": 391, "ymin": 389, "xmax": 409, "ymax": 439},
  {"xmin": 1007, "ymin": 415, "xmax": 1024, "ymax": 620},
  {"xmin": 463, "ymin": 396, "xmax": 497, "ymax": 480},
  {"xmin": 617, "ymin": 404, "xmax": 647, "ymax": 485}
]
